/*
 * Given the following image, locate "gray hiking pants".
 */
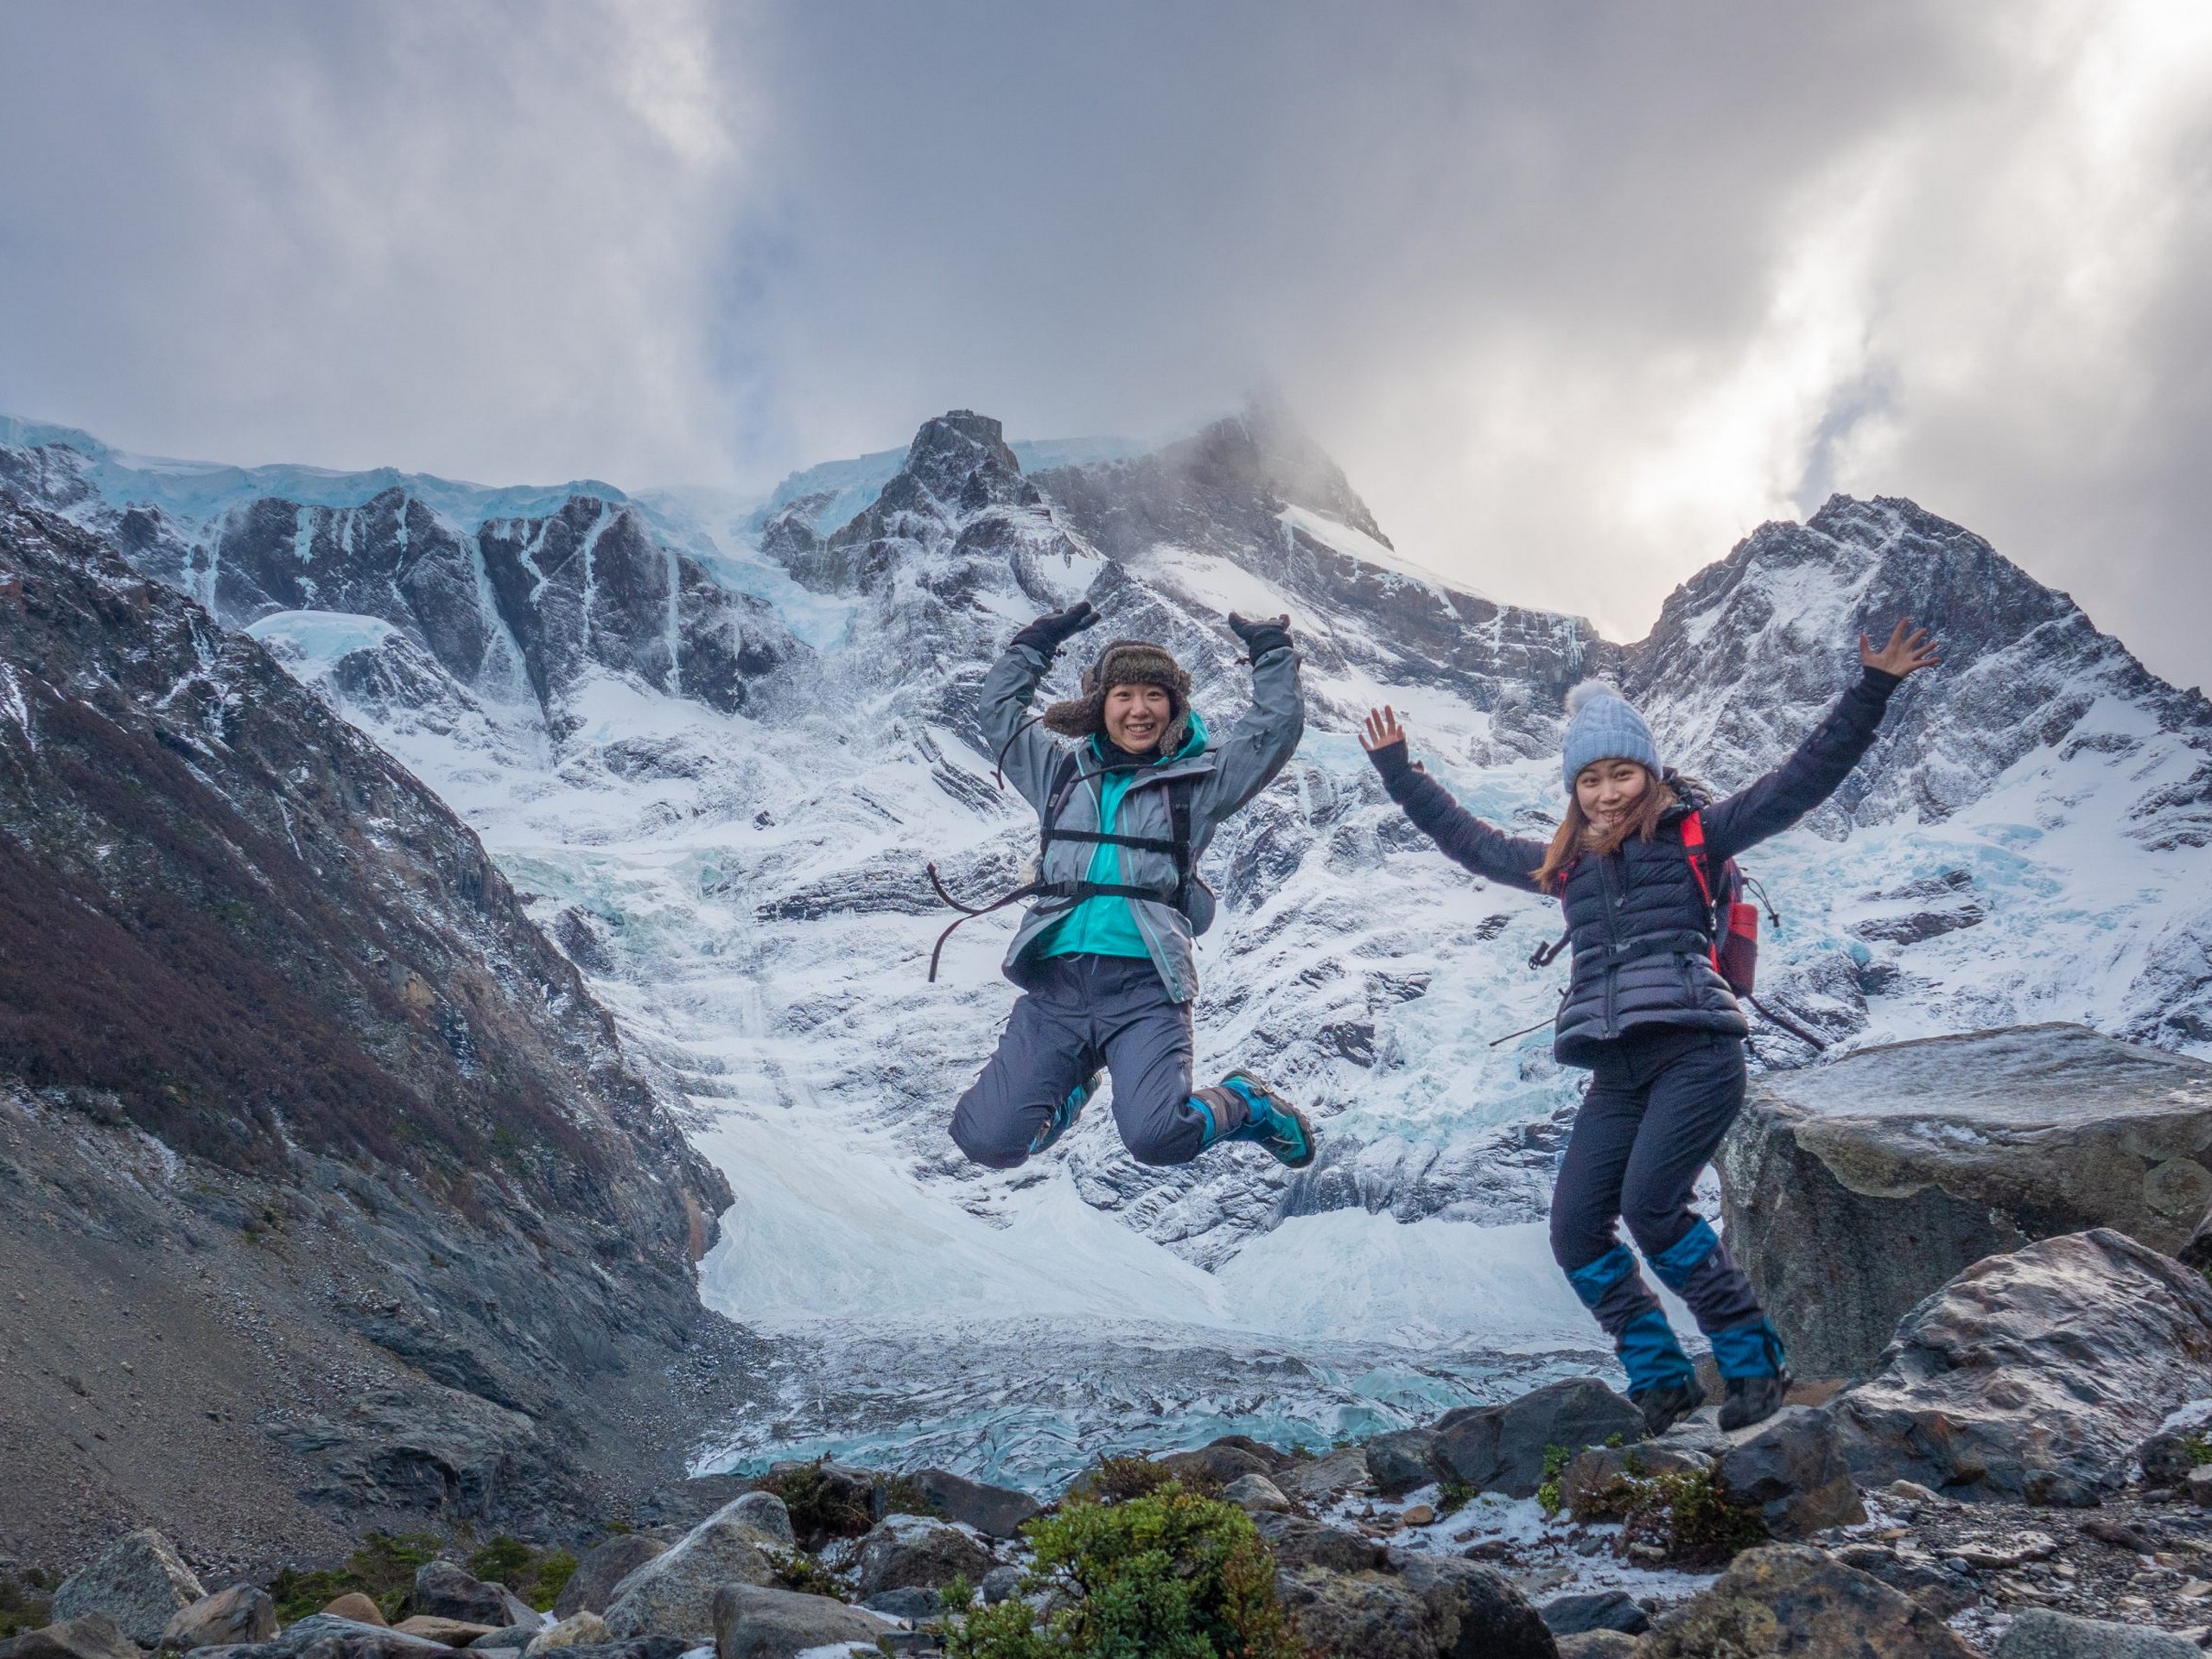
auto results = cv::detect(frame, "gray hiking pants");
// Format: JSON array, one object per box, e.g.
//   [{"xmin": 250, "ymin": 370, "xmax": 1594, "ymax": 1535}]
[{"xmin": 950, "ymin": 953, "xmax": 1232, "ymax": 1168}]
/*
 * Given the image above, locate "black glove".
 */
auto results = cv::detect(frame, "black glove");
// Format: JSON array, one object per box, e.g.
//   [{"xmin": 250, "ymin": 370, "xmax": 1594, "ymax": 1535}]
[
  {"xmin": 1009, "ymin": 600, "xmax": 1100, "ymax": 658},
  {"xmin": 1227, "ymin": 611, "xmax": 1293, "ymax": 661}
]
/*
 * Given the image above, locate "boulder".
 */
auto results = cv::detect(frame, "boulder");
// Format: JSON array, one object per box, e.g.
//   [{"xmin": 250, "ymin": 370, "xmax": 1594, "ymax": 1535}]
[
  {"xmin": 264, "ymin": 1614, "xmax": 454, "ymax": 1659},
  {"xmin": 1997, "ymin": 1610, "xmax": 2202, "ymax": 1659},
  {"xmin": 1276, "ymin": 1446, "xmax": 1370, "ymax": 1506},
  {"xmin": 162, "ymin": 1586, "xmax": 277, "ymax": 1650},
  {"xmin": 1834, "ymin": 1229, "xmax": 2212, "ymax": 1504},
  {"xmin": 519, "ymin": 1615, "xmax": 607, "ymax": 1658},
  {"xmin": 977, "ymin": 1566, "xmax": 1022, "ymax": 1605},
  {"xmin": 0, "ymin": 1614, "xmax": 141, "ymax": 1659},
  {"xmin": 1154, "ymin": 1435, "xmax": 1286, "ymax": 1488},
  {"xmin": 2139, "ymin": 1427, "xmax": 2206, "ymax": 1488},
  {"xmin": 1719, "ymin": 1025, "xmax": 2212, "ymax": 1378},
  {"xmin": 710, "ymin": 1586, "xmax": 886, "ymax": 1659},
  {"xmin": 551, "ymin": 1538, "xmax": 667, "ymax": 1620},
  {"xmin": 1712, "ymin": 1406, "xmax": 1866, "ymax": 1539},
  {"xmin": 1251, "ymin": 1515, "xmax": 1390, "ymax": 1577},
  {"xmin": 1537, "ymin": 1589, "xmax": 1649, "ymax": 1636},
  {"xmin": 1554, "ymin": 1636, "xmax": 1637, "ymax": 1659},
  {"xmin": 466, "ymin": 1631, "xmax": 540, "ymax": 1652},
  {"xmin": 905, "ymin": 1469, "xmax": 1039, "ymax": 1539},
  {"xmin": 2190, "ymin": 1465, "xmax": 2212, "ymax": 1506},
  {"xmin": 321, "ymin": 1598, "xmax": 387, "ymax": 1627},
  {"xmin": 391, "ymin": 1620, "xmax": 499, "ymax": 1647},
  {"xmin": 856, "ymin": 1589, "xmax": 936, "ymax": 1620},
  {"xmin": 850, "ymin": 1515, "xmax": 991, "ymax": 1599},
  {"xmin": 410, "ymin": 1567, "xmax": 522, "ymax": 1630},
  {"xmin": 1219, "ymin": 1473, "xmax": 1293, "ymax": 1514},
  {"xmin": 601, "ymin": 1500, "xmax": 778, "ymax": 1642},
  {"xmin": 1557, "ymin": 1444, "xmax": 1710, "ymax": 1524},
  {"xmin": 1363, "ymin": 1430, "xmax": 1438, "ymax": 1499},
  {"xmin": 712, "ymin": 1496, "xmax": 794, "ymax": 1553},
  {"xmin": 1639, "ymin": 1545, "xmax": 1976, "ymax": 1657},
  {"xmin": 1269, "ymin": 1549, "xmax": 1553, "ymax": 1659},
  {"xmin": 53, "ymin": 1530, "xmax": 207, "ymax": 1646},
  {"xmin": 1427, "ymin": 1379, "xmax": 1643, "ymax": 1499}
]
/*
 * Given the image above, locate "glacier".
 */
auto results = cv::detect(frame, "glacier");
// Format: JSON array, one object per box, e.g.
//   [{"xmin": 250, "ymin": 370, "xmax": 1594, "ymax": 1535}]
[{"xmin": 4, "ymin": 403, "xmax": 2209, "ymax": 1493}]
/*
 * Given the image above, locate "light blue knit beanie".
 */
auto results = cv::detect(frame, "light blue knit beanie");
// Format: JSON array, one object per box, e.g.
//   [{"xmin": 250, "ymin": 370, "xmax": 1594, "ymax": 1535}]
[{"xmin": 1560, "ymin": 681, "xmax": 1661, "ymax": 792}]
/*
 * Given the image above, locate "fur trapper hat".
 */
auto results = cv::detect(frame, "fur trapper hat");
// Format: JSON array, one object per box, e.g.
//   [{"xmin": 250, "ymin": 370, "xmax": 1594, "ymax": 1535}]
[{"xmin": 1043, "ymin": 639, "xmax": 1194, "ymax": 753}]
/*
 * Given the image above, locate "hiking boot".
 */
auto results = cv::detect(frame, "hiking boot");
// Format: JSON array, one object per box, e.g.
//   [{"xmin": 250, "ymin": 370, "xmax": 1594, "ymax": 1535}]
[
  {"xmin": 1718, "ymin": 1371, "xmax": 1789, "ymax": 1432},
  {"xmin": 1029, "ymin": 1069, "xmax": 1100, "ymax": 1156},
  {"xmin": 1630, "ymin": 1376, "xmax": 1707, "ymax": 1438},
  {"xmin": 1220, "ymin": 1070, "xmax": 1317, "ymax": 1168}
]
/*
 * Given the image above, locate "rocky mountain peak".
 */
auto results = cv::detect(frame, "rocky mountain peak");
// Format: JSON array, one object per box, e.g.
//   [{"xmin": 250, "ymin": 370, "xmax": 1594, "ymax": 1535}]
[{"xmin": 897, "ymin": 409, "xmax": 1030, "ymax": 511}]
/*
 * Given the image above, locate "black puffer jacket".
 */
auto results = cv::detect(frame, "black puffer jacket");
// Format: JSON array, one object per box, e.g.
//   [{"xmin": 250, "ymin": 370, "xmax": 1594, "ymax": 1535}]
[{"xmin": 1369, "ymin": 667, "xmax": 1902, "ymax": 1065}]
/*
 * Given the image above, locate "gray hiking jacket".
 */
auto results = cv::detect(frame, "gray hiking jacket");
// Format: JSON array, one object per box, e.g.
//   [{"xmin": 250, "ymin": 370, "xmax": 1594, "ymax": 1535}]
[{"xmin": 980, "ymin": 636, "xmax": 1304, "ymax": 1003}]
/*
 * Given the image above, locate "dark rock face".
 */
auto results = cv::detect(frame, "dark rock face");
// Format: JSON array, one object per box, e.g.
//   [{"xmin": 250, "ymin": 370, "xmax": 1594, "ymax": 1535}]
[
  {"xmin": 906, "ymin": 1468, "xmax": 1041, "ymax": 1539},
  {"xmin": 1427, "ymin": 1379, "xmax": 1645, "ymax": 1499},
  {"xmin": 1834, "ymin": 1229, "xmax": 2212, "ymax": 1504},
  {"xmin": 1640, "ymin": 1544, "xmax": 1975, "ymax": 1657},
  {"xmin": 1719, "ymin": 1025, "xmax": 2212, "ymax": 1378},
  {"xmin": 0, "ymin": 498, "xmax": 740, "ymax": 1567},
  {"xmin": 1711, "ymin": 1406, "xmax": 1866, "ymax": 1540}
]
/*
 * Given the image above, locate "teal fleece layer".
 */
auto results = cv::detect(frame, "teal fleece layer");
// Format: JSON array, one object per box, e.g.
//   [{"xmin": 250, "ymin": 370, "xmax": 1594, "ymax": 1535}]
[{"xmin": 1041, "ymin": 717, "xmax": 1209, "ymax": 963}]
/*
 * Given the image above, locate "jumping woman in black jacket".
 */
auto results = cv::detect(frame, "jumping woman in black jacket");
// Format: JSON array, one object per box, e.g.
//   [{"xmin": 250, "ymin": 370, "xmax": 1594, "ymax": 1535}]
[{"xmin": 1360, "ymin": 620, "xmax": 1938, "ymax": 1433}]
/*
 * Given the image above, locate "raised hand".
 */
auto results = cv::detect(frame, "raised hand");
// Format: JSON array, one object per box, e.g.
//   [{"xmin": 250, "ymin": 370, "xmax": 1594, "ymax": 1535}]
[
  {"xmin": 1360, "ymin": 705, "xmax": 1407, "ymax": 753},
  {"xmin": 1226, "ymin": 611, "xmax": 1294, "ymax": 660},
  {"xmin": 1860, "ymin": 619, "xmax": 1941, "ymax": 679},
  {"xmin": 1011, "ymin": 600, "xmax": 1101, "ymax": 657}
]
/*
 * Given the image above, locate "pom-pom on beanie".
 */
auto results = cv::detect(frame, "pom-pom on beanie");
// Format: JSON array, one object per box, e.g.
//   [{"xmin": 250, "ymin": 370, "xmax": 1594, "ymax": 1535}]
[
  {"xmin": 1560, "ymin": 681, "xmax": 1661, "ymax": 792},
  {"xmin": 1042, "ymin": 639, "xmax": 1194, "ymax": 754}
]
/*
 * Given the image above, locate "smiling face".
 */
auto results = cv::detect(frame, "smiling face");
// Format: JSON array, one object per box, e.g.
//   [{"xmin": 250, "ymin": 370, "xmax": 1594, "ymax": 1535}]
[
  {"xmin": 1574, "ymin": 758, "xmax": 1652, "ymax": 835},
  {"xmin": 1103, "ymin": 683, "xmax": 1173, "ymax": 753}
]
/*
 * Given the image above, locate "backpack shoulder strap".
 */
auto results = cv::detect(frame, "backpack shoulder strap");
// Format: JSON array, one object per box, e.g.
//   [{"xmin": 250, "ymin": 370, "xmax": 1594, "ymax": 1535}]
[
  {"xmin": 1677, "ymin": 809, "xmax": 1717, "ymax": 909},
  {"xmin": 1166, "ymin": 774, "xmax": 1196, "ymax": 906}
]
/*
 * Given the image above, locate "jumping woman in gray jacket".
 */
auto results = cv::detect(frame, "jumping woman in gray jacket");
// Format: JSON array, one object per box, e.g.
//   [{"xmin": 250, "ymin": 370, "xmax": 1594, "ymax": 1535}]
[{"xmin": 948, "ymin": 600, "xmax": 1316, "ymax": 1173}]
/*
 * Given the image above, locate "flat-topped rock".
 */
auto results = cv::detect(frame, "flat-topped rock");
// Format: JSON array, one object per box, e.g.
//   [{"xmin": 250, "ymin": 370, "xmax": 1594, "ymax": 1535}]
[{"xmin": 1719, "ymin": 1024, "xmax": 2212, "ymax": 1376}]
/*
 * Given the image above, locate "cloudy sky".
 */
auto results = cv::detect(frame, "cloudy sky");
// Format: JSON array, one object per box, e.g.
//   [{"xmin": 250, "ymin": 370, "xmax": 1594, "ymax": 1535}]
[{"xmin": 3, "ymin": 2, "xmax": 2209, "ymax": 687}]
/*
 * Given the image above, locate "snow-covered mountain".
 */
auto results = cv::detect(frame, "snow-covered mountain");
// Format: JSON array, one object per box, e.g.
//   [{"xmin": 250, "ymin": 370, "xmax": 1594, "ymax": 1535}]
[{"xmin": 5, "ymin": 405, "xmax": 2208, "ymax": 1488}]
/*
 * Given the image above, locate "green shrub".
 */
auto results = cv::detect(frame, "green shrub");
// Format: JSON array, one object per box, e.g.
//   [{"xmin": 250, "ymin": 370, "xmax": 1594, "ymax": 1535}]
[
  {"xmin": 1435, "ymin": 1477, "xmax": 1475, "ymax": 1516},
  {"xmin": 2185, "ymin": 1433, "xmax": 2212, "ymax": 1468},
  {"xmin": 463, "ymin": 1537, "xmax": 576, "ymax": 1613},
  {"xmin": 269, "ymin": 1532, "xmax": 442, "ymax": 1624},
  {"xmin": 1616, "ymin": 1469, "xmax": 1766, "ymax": 1568},
  {"xmin": 766, "ymin": 1551, "xmax": 844, "ymax": 1599},
  {"xmin": 1535, "ymin": 1444, "xmax": 1573, "ymax": 1517},
  {"xmin": 942, "ymin": 1482, "xmax": 1302, "ymax": 1659},
  {"xmin": 877, "ymin": 1473, "xmax": 937, "ymax": 1519},
  {"xmin": 0, "ymin": 1571, "xmax": 54, "ymax": 1642},
  {"xmin": 1087, "ymin": 1455, "xmax": 1181, "ymax": 1503},
  {"xmin": 764, "ymin": 1464, "xmax": 876, "ymax": 1547}
]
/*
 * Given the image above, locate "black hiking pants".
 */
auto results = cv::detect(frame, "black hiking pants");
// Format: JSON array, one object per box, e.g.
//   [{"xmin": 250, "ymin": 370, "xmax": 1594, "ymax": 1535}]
[
  {"xmin": 950, "ymin": 953, "xmax": 1228, "ymax": 1168},
  {"xmin": 1550, "ymin": 1027, "xmax": 1764, "ymax": 1342}
]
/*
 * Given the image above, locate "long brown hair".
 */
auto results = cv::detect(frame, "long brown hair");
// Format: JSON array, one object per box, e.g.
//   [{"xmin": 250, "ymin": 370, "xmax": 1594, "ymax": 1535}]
[{"xmin": 1533, "ymin": 766, "xmax": 1677, "ymax": 892}]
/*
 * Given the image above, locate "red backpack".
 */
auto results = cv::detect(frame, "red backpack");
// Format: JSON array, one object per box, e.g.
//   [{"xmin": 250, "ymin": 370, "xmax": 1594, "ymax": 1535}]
[{"xmin": 1678, "ymin": 810, "xmax": 1759, "ymax": 995}]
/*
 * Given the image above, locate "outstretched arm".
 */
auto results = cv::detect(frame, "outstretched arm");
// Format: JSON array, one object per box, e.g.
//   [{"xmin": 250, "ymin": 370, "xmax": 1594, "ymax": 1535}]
[
  {"xmin": 1700, "ymin": 620, "xmax": 1939, "ymax": 861},
  {"xmin": 979, "ymin": 601, "xmax": 1099, "ymax": 810},
  {"xmin": 1362, "ymin": 706, "xmax": 1549, "ymax": 893},
  {"xmin": 1193, "ymin": 612, "xmax": 1305, "ymax": 819}
]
